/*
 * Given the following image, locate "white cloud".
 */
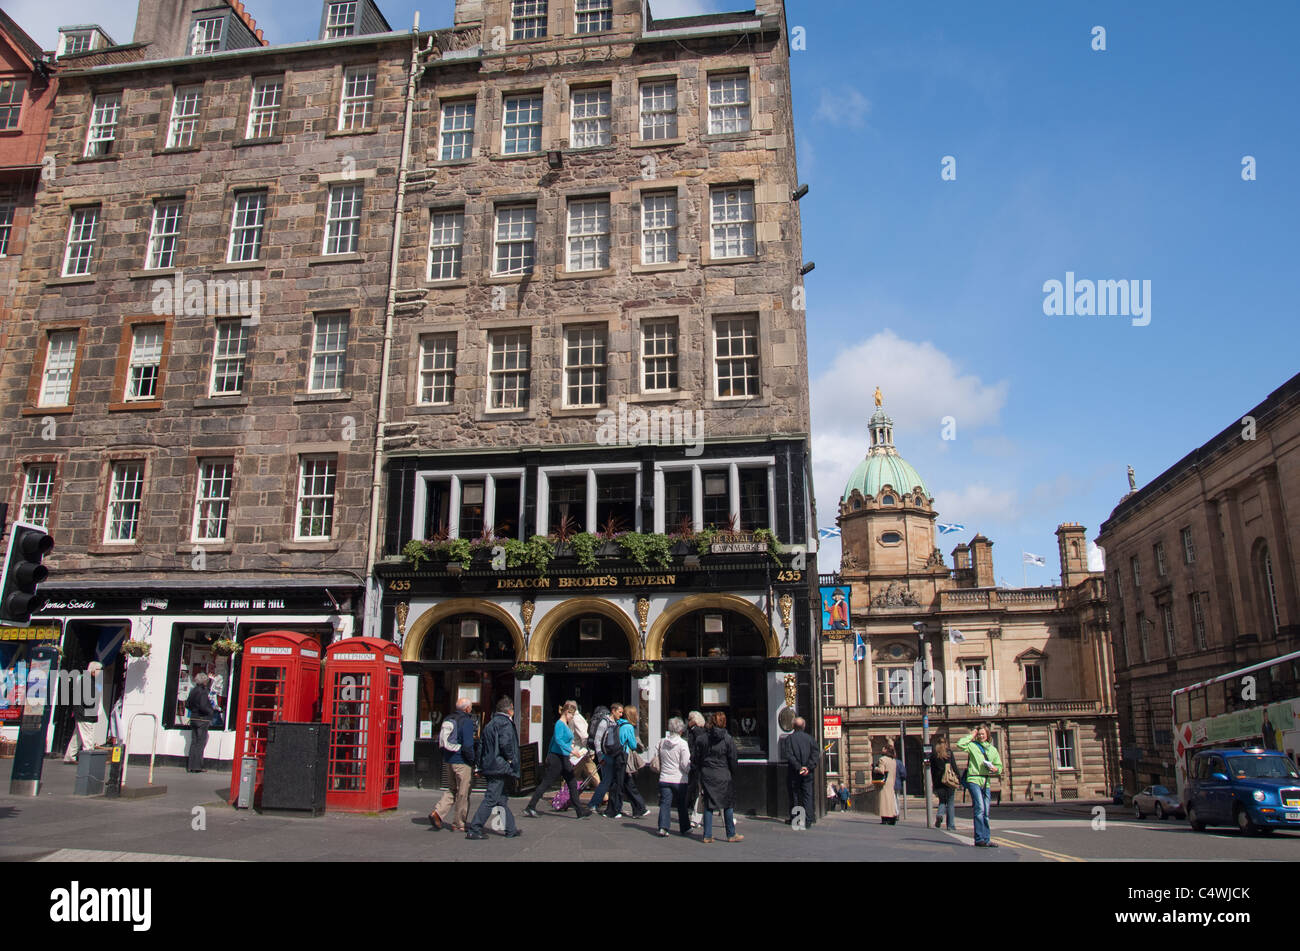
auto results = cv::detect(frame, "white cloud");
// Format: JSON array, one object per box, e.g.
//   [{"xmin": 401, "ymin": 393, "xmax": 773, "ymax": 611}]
[
  {"xmin": 5, "ymin": 0, "xmax": 136, "ymax": 51},
  {"xmin": 1087, "ymin": 540, "xmax": 1105, "ymax": 571},
  {"xmin": 647, "ymin": 0, "xmax": 730, "ymax": 18},
  {"xmin": 931, "ymin": 483, "xmax": 1019, "ymax": 530},
  {"xmin": 813, "ymin": 86, "xmax": 871, "ymax": 128}
]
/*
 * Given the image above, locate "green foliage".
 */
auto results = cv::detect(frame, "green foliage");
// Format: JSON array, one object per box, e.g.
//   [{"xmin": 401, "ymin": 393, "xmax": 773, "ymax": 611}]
[
  {"xmin": 694, "ymin": 527, "xmax": 718, "ymax": 557},
  {"xmin": 524, "ymin": 535, "xmax": 554, "ymax": 576},
  {"xmin": 502, "ymin": 537, "xmax": 529, "ymax": 569},
  {"xmin": 752, "ymin": 527, "xmax": 783, "ymax": 563},
  {"xmin": 618, "ymin": 532, "xmax": 673, "ymax": 570},
  {"xmin": 402, "ymin": 539, "xmax": 431, "ymax": 569},
  {"xmin": 446, "ymin": 537, "xmax": 473, "ymax": 569},
  {"xmin": 570, "ymin": 532, "xmax": 601, "ymax": 571}
]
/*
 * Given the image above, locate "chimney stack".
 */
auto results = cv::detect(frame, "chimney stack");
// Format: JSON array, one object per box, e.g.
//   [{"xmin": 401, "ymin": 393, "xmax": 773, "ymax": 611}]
[
  {"xmin": 969, "ymin": 535, "xmax": 995, "ymax": 588},
  {"xmin": 1056, "ymin": 523, "xmax": 1090, "ymax": 589}
]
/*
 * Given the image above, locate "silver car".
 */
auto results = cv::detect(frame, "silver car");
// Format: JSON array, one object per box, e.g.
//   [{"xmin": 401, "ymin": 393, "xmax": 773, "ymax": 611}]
[{"xmin": 1133, "ymin": 784, "xmax": 1184, "ymax": 820}]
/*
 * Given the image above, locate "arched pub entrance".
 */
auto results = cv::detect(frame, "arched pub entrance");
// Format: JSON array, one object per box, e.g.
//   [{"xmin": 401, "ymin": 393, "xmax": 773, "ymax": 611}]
[
  {"xmin": 534, "ymin": 601, "xmax": 639, "ymax": 742},
  {"xmin": 402, "ymin": 600, "xmax": 522, "ymax": 786}
]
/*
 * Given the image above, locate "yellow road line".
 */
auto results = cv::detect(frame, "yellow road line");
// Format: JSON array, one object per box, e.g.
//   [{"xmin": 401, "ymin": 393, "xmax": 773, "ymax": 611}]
[{"xmin": 990, "ymin": 837, "xmax": 1084, "ymax": 862}]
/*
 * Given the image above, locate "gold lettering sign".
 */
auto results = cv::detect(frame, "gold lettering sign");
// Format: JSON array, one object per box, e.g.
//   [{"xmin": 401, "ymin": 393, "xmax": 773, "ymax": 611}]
[{"xmin": 496, "ymin": 578, "xmax": 553, "ymax": 589}]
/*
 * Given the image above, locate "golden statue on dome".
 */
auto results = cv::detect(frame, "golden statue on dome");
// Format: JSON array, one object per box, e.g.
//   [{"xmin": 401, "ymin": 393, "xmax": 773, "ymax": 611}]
[{"xmin": 873, "ymin": 386, "xmax": 883, "ymax": 408}]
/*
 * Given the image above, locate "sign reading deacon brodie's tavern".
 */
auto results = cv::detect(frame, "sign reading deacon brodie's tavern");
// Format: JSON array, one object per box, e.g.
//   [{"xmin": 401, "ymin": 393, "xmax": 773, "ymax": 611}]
[{"xmin": 496, "ymin": 575, "xmax": 678, "ymax": 590}]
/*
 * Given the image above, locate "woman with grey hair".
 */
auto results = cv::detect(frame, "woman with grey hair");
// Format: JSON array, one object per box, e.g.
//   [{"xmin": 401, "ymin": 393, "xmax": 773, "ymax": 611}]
[
  {"xmin": 655, "ymin": 716, "xmax": 692, "ymax": 837},
  {"xmin": 185, "ymin": 671, "xmax": 215, "ymax": 773}
]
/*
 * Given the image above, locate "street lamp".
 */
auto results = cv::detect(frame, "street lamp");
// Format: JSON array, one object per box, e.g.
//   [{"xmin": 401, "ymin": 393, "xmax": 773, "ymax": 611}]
[{"xmin": 914, "ymin": 620, "xmax": 934, "ymax": 830}]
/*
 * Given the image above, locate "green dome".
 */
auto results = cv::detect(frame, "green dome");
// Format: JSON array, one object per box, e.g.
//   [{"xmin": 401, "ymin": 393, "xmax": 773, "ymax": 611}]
[
  {"xmin": 841, "ymin": 401, "xmax": 929, "ymax": 502},
  {"xmin": 842, "ymin": 454, "xmax": 929, "ymax": 502}
]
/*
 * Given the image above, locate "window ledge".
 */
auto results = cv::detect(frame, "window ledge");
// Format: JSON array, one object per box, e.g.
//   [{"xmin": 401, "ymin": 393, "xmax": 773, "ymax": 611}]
[
  {"xmin": 233, "ymin": 136, "xmax": 283, "ymax": 148},
  {"xmin": 21, "ymin": 405, "xmax": 74, "ymax": 417},
  {"xmin": 422, "ymin": 279, "xmax": 468, "ymax": 290},
  {"xmin": 564, "ymin": 144, "xmax": 616, "ymax": 156},
  {"xmin": 325, "ymin": 127, "xmax": 377, "ymax": 138},
  {"xmin": 88, "ymin": 543, "xmax": 141, "ymax": 555},
  {"xmin": 489, "ymin": 151, "xmax": 545, "ymax": 162},
  {"xmin": 428, "ymin": 157, "xmax": 474, "ymax": 168},
  {"xmin": 484, "ymin": 273, "xmax": 534, "ymax": 285},
  {"xmin": 701, "ymin": 255, "xmax": 759, "ymax": 267},
  {"xmin": 293, "ymin": 391, "xmax": 353, "ymax": 404},
  {"xmin": 108, "ymin": 401, "xmax": 163, "ymax": 412},
  {"xmin": 128, "ymin": 268, "xmax": 181, "ymax": 280},
  {"xmin": 73, "ymin": 153, "xmax": 121, "ymax": 165},
  {"xmin": 179, "ymin": 544, "xmax": 232, "ymax": 554},
  {"xmin": 153, "ymin": 146, "xmax": 201, "ymax": 156},
  {"xmin": 408, "ymin": 403, "xmax": 458, "ymax": 415},
  {"xmin": 194, "ymin": 396, "xmax": 250, "ymax": 409},
  {"xmin": 630, "ymin": 261, "xmax": 687, "ymax": 275},
  {"xmin": 555, "ymin": 267, "xmax": 614, "ymax": 281},
  {"xmin": 551, "ymin": 406, "xmax": 605, "ymax": 418},
  {"xmin": 701, "ymin": 131, "xmax": 755, "ymax": 144},
  {"xmin": 210, "ymin": 260, "xmax": 266, "ymax": 273},
  {"xmin": 624, "ymin": 391, "xmax": 690, "ymax": 404},
  {"xmin": 307, "ymin": 253, "xmax": 364, "ymax": 265},
  {"xmin": 46, "ymin": 275, "xmax": 96, "ymax": 287},
  {"xmin": 630, "ymin": 137, "xmax": 686, "ymax": 150},
  {"xmin": 280, "ymin": 541, "xmax": 341, "ymax": 552},
  {"xmin": 481, "ymin": 408, "xmax": 534, "ymax": 419}
]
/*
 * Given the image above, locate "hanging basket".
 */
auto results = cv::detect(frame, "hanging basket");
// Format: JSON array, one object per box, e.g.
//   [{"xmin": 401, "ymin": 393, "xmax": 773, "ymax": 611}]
[
  {"xmin": 122, "ymin": 640, "xmax": 152, "ymax": 658},
  {"xmin": 511, "ymin": 663, "xmax": 538, "ymax": 679},
  {"xmin": 212, "ymin": 638, "xmax": 241, "ymax": 657}
]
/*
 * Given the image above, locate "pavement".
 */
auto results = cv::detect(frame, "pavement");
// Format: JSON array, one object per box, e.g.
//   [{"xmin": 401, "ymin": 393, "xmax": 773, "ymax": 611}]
[{"xmin": 0, "ymin": 760, "xmax": 1055, "ymax": 863}]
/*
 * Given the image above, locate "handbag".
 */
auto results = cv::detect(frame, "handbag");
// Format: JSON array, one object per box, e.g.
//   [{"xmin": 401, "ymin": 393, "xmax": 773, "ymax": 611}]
[
  {"xmin": 942, "ymin": 760, "xmax": 961, "ymax": 789},
  {"xmin": 648, "ymin": 741, "xmax": 662, "ymax": 773},
  {"xmin": 627, "ymin": 749, "xmax": 646, "ymax": 773}
]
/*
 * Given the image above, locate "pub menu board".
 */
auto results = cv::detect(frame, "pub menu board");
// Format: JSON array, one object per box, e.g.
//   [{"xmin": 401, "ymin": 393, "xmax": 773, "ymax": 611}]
[{"xmin": 518, "ymin": 744, "xmax": 539, "ymax": 792}]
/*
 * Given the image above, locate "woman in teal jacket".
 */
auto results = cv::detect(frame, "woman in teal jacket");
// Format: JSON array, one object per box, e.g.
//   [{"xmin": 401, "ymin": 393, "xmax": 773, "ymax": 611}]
[{"xmin": 957, "ymin": 723, "xmax": 1003, "ymax": 848}]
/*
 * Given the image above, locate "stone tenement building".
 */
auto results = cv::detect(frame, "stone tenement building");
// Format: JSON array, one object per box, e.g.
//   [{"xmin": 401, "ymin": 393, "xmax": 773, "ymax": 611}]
[
  {"xmin": 0, "ymin": 0, "xmax": 431, "ymax": 764},
  {"xmin": 375, "ymin": 0, "xmax": 818, "ymax": 813},
  {"xmin": 1098, "ymin": 371, "xmax": 1300, "ymax": 794},
  {"xmin": 0, "ymin": 0, "xmax": 820, "ymax": 812},
  {"xmin": 820, "ymin": 396, "xmax": 1119, "ymax": 803}
]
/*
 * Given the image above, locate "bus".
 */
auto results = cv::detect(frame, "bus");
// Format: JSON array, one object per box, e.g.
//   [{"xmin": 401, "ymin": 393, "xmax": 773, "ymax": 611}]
[{"xmin": 1171, "ymin": 650, "xmax": 1300, "ymax": 803}]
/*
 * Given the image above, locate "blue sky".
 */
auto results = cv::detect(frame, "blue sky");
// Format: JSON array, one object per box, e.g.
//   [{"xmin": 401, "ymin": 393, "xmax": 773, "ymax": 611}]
[{"xmin": 12, "ymin": 0, "xmax": 1298, "ymax": 584}]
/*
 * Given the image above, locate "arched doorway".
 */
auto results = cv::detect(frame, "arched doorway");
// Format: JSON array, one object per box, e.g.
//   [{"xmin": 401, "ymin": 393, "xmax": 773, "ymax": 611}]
[
  {"xmin": 658, "ymin": 607, "xmax": 771, "ymax": 759},
  {"xmin": 534, "ymin": 600, "xmax": 638, "ymax": 733},
  {"xmin": 404, "ymin": 601, "xmax": 522, "ymax": 786}
]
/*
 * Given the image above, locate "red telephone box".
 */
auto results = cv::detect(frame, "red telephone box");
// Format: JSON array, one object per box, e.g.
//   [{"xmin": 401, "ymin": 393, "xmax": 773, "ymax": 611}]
[
  {"xmin": 229, "ymin": 631, "xmax": 322, "ymax": 804},
  {"xmin": 322, "ymin": 637, "xmax": 403, "ymax": 812}
]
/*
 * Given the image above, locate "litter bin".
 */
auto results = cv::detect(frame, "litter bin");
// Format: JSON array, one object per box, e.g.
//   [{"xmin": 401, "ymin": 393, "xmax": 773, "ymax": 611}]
[{"xmin": 73, "ymin": 749, "xmax": 110, "ymax": 796}]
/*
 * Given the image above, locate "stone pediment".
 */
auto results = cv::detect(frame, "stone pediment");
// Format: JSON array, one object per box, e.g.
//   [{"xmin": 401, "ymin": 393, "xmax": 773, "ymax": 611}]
[{"xmin": 870, "ymin": 581, "xmax": 921, "ymax": 609}]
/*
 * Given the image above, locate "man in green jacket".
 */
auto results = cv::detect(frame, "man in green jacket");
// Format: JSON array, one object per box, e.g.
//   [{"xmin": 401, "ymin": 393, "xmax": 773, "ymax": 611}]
[{"xmin": 957, "ymin": 723, "xmax": 1003, "ymax": 848}]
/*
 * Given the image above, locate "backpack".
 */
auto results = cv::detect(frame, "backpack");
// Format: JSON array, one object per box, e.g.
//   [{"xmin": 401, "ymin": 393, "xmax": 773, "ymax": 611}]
[
  {"xmin": 439, "ymin": 714, "xmax": 463, "ymax": 753},
  {"xmin": 602, "ymin": 718, "xmax": 624, "ymax": 755}
]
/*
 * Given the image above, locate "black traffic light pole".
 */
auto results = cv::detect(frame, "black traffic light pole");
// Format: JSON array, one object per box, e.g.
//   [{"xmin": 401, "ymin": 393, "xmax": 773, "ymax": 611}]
[{"xmin": 0, "ymin": 516, "xmax": 54, "ymax": 627}]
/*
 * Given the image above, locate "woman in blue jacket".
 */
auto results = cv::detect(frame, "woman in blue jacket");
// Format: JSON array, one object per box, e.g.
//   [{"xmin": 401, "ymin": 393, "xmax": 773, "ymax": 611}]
[{"xmin": 523, "ymin": 703, "xmax": 592, "ymax": 820}]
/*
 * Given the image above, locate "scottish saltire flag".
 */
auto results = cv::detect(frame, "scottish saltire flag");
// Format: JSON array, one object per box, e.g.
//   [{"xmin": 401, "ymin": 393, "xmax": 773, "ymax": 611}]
[
  {"xmin": 947, "ymin": 628, "xmax": 966, "ymax": 644},
  {"xmin": 937, "ymin": 522, "xmax": 966, "ymax": 535},
  {"xmin": 1023, "ymin": 552, "xmax": 1046, "ymax": 567},
  {"xmin": 819, "ymin": 526, "xmax": 841, "ymax": 540},
  {"xmin": 853, "ymin": 632, "xmax": 867, "ymax": 662}
]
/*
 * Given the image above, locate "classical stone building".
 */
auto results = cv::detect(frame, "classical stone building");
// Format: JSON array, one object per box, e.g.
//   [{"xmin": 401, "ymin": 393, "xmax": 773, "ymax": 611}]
[
  {"xmin": 373, "ymin": 0, "xmax": 818, "ymax": 813},
  {"xmin": 1097, "ymin": 371, "xmax": 1300, "ymax": 794},
  {"xmin": 0, "ymin": 0, "xmax": 418, "ymax": 763},
  {"xmin": 821, "ymin": 396, "xmax": 1120, "ymax": 803}
]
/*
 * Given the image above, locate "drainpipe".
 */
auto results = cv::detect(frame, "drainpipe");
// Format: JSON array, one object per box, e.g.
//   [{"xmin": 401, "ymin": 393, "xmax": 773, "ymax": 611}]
[{"xmin": 364, "ymin": 15, "xmax": 435, "ymax": 637}]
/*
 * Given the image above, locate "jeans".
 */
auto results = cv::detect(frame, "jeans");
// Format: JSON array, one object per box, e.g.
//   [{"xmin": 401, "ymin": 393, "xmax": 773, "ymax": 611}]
[
  {"xmin": 589, "ymin": 754, "xmax": 618, "ymax": 813},
  {"xmin": 188, "ymin": 722, "xmax": 209, "ymax": 771},
  {"xmin": 658, "ymin": 782, "xmax": 689, "ymax": 833},
  {"xmin": 619, "ymin": 764, "xmax": 647, "ymax": 815},
  {"xmin": 967, "ymin": 781, "xmax": 991, "ymax": 844},
  {"xmin": 936, "ymin": 786, "xmax": 957, "ymax": 830},
  {"xmin": 527, "ymin": 753, "xmax": 583, "ymax": 813},
  {"xmin": 702, "ymin": 807, "xmax": 735, "ymax": 839},
  {"xmin": 468, "ymin": 776, "xmax": 517, "ymax": 835}
]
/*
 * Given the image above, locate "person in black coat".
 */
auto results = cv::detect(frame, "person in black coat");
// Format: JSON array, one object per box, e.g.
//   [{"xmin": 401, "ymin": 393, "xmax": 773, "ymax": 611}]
[
  {"xmin": 185, "ymin": 672, "xmax": 214, "ymax": 772},
  {"xmin": 686, "ymin": 711, "xmax": 708, "ymax": 825},
  {"xmin": 693, "ymin": 713, "xmax": 742, "ymax": 843},
  {"xmin": 466, "ymin": 697, "xmax": 522, "ymax": 839},
  {"xmin": 785, "ymin": 717, "xmax": 820, "ymax": 827}
]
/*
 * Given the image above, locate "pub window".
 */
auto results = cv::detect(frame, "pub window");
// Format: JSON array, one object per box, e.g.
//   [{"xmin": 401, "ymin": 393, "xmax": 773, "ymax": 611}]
[
  {"xmin": 419, "ymin": 614, "xmax": 516, "ymax": 662},
  {"xmin": 421, "ymin": 474, "xmax": 525, "ymax": 540},
  {"xmin": 701, "ymin": 471, "xmax": 728, "ymax": 528},
  {"xmin": 738, "ymin": 468, "xmax": 768, "ymax": 531},
  {"xmin": 662, "ymin": 610, "xmax": 767, "ymax": 757},
  {"xmin": 459, "ymin": 481, "xmax": 485, "ymax": 538},
  {"xmin": 663, "ymin": 470, "xmax": 692, "ymax": 533},
  {"xmin": 494, "ymin": 479, "xmax": 522, "ymax": 539},
  {"xmin": 595, "ymin": 473, "xmax": 636, "ymax": 533},
  {"xmin": 548, "ymin": 474, "xmax": 587, "ymax": 533},
  {"xmin": 549, "ymin": 615, "xmax": 631, "ymax": 660}
]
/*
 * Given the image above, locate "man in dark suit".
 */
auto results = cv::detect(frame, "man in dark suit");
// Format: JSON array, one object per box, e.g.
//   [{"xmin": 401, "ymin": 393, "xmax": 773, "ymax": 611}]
[
  {"xmin": 785, "ymin": 717, "xmax": 821, "ymax": 827},
  {"xmin": 466, "ymin": 697, "xmax": 521, "ymax": 840}
]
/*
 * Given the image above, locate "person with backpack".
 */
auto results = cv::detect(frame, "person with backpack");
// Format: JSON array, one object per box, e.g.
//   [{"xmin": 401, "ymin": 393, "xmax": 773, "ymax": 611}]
[
  {"xmin": 429, "ymin": 697, "xmax": 477, "ymax": 832},
  {"xmin": 612, "ymin": 705, "xmax": 649, "ymax": 819},
  {"xmin": 654, "ymin": 716, "xmax": 692, "ymax": 836},
  {"xmin": 466, "ymin": 697, "xmax": 522, "ymax": 840},
  {"xmin": 957, "ymin": 722, "xmax": 1003, "ymax": 848},
  {"xmin": 523, "ymin": 702, "xmax": 592, "ymax": 820},
  {"xmin": 929, "ymin": 734, "xmax": 959, "ymax": 831},
  {"xmin": 588, "ymin": 702, "xmax": 621, "ymax": 816},
  {"xmin": 694, "ymin": 712, "xmax": 742, "ymax": 843}
]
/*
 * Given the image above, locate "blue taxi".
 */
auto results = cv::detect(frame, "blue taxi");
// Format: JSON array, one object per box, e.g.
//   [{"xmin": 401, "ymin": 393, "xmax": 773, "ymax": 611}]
[{"xmin": 1185, "ymin": 748, "xmax": 1300, "ymax": 835}]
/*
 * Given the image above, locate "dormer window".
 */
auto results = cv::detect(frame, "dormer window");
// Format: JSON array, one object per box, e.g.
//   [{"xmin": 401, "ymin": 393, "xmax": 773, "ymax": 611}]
[
  {"xmin": 325, "ymin": 2, "xmax": 359, "ymax": 38},
  {"xmin": 881, "ymin": 494, "xmax": 895, "ymax": 505},
  {"xmin": 62, "ymin": 32, "xmax": 93, "ymax": 55},
  {"xmin": 575, "ymin": 0, "xmax": 614, "ymax": 34},
  {"xmin": 0, "ymin": 80, "xmax": 26, "ymax": 130},
  {"xmin": 190, "ymin": 17, "xmax": 224, "ymax": 55}
]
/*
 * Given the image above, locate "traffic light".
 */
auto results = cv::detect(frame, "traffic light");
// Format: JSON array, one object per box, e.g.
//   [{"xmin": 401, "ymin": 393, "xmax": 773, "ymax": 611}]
[{"xmin": 0, "ymin": 523, "xmax": 53, "ymax": 626}]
